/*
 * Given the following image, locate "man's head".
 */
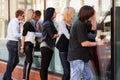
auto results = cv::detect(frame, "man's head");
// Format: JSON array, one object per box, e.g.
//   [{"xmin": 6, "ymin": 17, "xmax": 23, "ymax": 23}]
[
  {"xmin": 34, "ymin": 10, "xmax": 41, "ymax": 21},
  {"xmin": 15, "ymin": 10, "xmax": 24, "ymax": 21}
]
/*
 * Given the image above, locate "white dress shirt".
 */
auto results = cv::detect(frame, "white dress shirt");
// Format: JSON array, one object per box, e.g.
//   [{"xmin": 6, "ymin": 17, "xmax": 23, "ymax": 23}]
[{"xmin": 6, "ymin": 18, "xmax": 21, "ymax": 41}]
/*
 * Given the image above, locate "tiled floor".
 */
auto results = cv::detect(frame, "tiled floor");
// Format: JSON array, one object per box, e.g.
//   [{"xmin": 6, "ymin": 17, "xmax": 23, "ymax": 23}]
[
  {"xmin": 0, "ymin": 61, "xmax": 62, "ymax": 80},
  {"xmin": 0, "ymin": 73, "xmax": 17, "ymax": 80}
]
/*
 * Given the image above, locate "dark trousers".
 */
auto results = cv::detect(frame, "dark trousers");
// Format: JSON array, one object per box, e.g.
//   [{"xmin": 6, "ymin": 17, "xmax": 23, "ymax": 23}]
[
  {"xmin": 59, "ymin": 52, "xmax": 70, "ymax": 80},
  {"xmin": 3, "ymin": 40, "xmax": 19, "ymax": 80},
  {"xmin": 40, "ymin": 47, "xmax": 53, "ymax": 80},
  {"xmin": 23, "ymin": 42, "xmax": 34, "ymax": 80}
]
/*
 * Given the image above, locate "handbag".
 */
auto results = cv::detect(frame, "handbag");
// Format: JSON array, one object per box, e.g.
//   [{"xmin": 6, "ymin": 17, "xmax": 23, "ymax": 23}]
[{"xmin": 56, "ymin": 34, "xmax": 69, "ymax": 51}]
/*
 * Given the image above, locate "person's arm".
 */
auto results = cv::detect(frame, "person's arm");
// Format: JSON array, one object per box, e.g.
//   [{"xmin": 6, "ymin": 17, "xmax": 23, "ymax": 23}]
[
  {"xmin": 20, "ymin": 22, "xmax": 29, "ymax": 53},
  {"xmin": 45, "ymin": 22, "xmax": 59, "ymax": 39},
  {"xmin": 52, "ymin": 34, "xmax": 59, "ymax": 39},
  {"xmin": 11, "ymin": 21, "xmax": 21, "ymax": 39},
  {"xmin": 81, "ymin": 40, "xmax": 105, "ymax": 47},
  {"xmin": 21, "ymin": 36, "xmax": 25, "ymax": 49},
  {"xmin": 76, "ymin": 22, "xmax": 103, "ymax": 47},
  {"xmin": 81, "ymin": 41, "xmax": 96, "ymax": 47},
  {"xmin": 88, "ymin": 13, "xmax": 97, "ymax": 30},
  {"xmin": 20, "ymin": 36, "xmax": 25, "ymax": 54}
]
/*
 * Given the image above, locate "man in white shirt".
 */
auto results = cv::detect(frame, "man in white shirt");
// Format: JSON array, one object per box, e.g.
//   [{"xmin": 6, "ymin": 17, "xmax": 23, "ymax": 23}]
[{"xmin": 3, "ymin": 10, "xmax": 24, "ymax": 80}]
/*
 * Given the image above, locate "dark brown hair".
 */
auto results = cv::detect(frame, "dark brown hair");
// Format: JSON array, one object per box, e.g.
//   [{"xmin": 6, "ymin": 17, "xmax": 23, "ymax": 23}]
[
  {"xmin": 15, "ymin": 10, "xmax": 24, "ymax": 18},
  {"xmin": 35, "ymin": 10, "xmax": 41, "ymax": 17},
  {"xmin": 78, "ymin": 5, "xmax": 95, "ymax": 22}
]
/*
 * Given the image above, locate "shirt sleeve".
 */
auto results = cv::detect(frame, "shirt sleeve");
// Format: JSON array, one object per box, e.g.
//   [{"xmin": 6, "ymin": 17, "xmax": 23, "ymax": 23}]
[
  {"xmin": 76, "ymin": 22, "xmax": 88, "ymax": 43},
  {"xmin": 22, "ymin": 22, "xmax": 29, "ymax": 36},
  {"xmin": 11, "ymin": 21, "xmax": 21, "ymax": 39}
]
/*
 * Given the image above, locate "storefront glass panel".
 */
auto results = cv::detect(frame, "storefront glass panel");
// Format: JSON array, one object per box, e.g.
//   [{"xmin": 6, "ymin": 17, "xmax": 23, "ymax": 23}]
[{"xmin": 115, "ymin": 0, "xmax": 120, "ymax": 80}]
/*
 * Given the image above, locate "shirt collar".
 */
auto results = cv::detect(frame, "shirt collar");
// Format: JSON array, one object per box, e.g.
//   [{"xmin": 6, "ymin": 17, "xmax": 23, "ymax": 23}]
[{"xmin": 15, "ymin": 18, "xmax": 19, "ymax": 23}]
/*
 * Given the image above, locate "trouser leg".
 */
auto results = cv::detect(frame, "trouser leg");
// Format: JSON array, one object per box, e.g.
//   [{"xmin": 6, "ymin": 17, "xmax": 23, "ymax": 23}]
[
  {"xmin": 23, "ymin": 43, "xmax": 33, "ymax": 80},
  {"xmin": 3, "ymin": 41, "xmax": 19, "ymax": 80},
  {"xmin": 40, "ymin": 47, "xmax": 53, "ymax": 80},
  {"xmin": 59, "ymin": 52, "xmax": 70, "ymax": 80}
]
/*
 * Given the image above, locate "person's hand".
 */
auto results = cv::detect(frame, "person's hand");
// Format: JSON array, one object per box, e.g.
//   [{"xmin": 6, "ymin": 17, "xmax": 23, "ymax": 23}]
[
  {"xmin": 102, "ymin": 38, "xmax": 110, "ymax": 44},
  {"xmin": 20, "ymin": 47, "xmax": 24, "ymax": 54},
  {"xmin": 55, "ymin": 34, "xmax": 59, "ymax": 38},
  {"xmin": 52, "ymin": 34, "xmax": 59, "ymax": 39},
  {"xmin": 96, "ymin": 39, "xmax": 105, "ymax": 46}
]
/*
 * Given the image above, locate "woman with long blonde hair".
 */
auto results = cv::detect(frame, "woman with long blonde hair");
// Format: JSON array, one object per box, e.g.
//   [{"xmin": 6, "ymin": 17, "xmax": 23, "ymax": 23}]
[
  {"xmin": 20, "ymin": 9, "xmax": 35, "ymax": 80},
  {"xmin": 57, "ymin": 7, "xmax": 75, "ymax": 80}
]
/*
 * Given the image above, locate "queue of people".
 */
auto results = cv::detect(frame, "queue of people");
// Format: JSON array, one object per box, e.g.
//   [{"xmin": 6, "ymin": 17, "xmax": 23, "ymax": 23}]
[{"xmin": 3, "ymin": 5, "xmax": 107, "ymax": 80}]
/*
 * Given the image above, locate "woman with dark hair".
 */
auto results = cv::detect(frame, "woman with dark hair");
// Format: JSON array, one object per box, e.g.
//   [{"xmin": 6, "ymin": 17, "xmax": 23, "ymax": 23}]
[
  {"xmin": 40, "ymin": 7, "xmax": 59, "ymax": 80},
  {"xmin": 68, "ymin": 5, "xmax": 104, "ymax": 80}
]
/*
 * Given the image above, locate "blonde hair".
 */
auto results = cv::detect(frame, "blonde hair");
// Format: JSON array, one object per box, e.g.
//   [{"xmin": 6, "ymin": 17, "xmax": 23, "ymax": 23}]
[
  {"xmin": 62, "ymin": 7, "xmax": 75, "ymax": 24},
  {"xmin": 25, "ymin": 9, "xmax": 34, "ymax": 21}
]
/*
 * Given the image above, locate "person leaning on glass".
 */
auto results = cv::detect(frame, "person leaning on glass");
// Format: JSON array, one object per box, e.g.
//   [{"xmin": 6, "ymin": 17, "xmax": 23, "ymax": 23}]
[
  {"xmin": 67, "ymin": 5, "xmax": 106, "ymax": 80},
  {"xmin": 40, "ymin": 7, "xmax": 59, "ymax": 80},
  {"xmin": 3, "ymin": 10, "xmax": 24, "ymax": 80},
  {"xmin": 20, "ymin": 9, "xmax": 35, "ymax": 80},
  {"xmin": 56, "ymin": 7, "xmax": 75, "ymax": 80}
]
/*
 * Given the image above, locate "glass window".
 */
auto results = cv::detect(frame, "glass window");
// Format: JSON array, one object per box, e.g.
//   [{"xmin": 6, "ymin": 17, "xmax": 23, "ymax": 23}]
[
  {"xmin": 115, "ymin": 0, "xmax": 120, "ymax": 80},
  {"xmin": 27, "ymin": 0, "xmax": 32, "ymax": 3},
  {"xmin": 0, "ymin": 0, "xmax": 8, "ymax": 39},
  {"xmin": 18, "ymin": 0, "xmax": 33, "ymax": 9},
  {"xmin": 0, "ymin": 0, "xmax": 8, "ymax": 63},
  {"xmin": 18, "ymin": 4, "xmax": 25, "ymax": 9},
  {"xmin": 18, "ymin": 0, "xmax": 24, "ymax": 2}
]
